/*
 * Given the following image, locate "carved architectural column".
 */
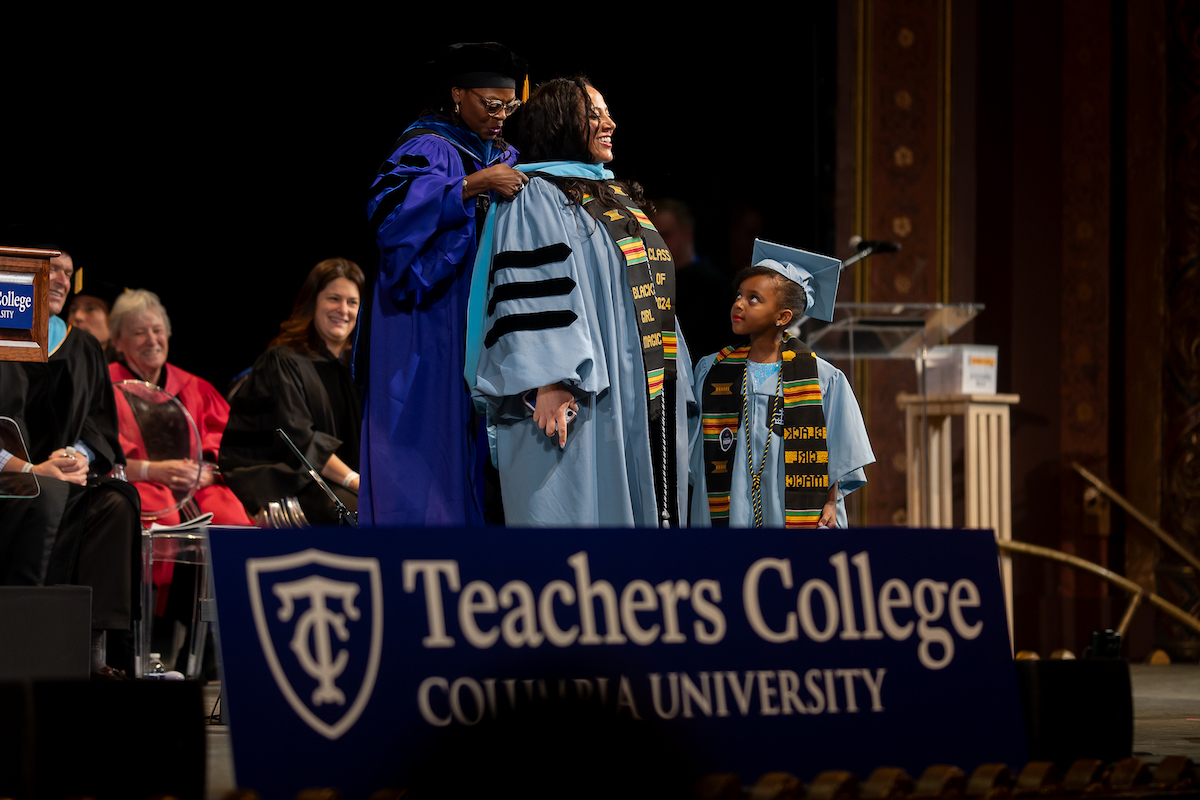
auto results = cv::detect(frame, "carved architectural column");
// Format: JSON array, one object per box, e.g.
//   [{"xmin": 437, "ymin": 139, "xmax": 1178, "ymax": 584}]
[
  {"xmin": 1160, "ymin": 0, "xmax": 1200, "ymax": 655},
  {"xmin": 1123, "ymin": 0, "xmax": 1167, "ymax": 648},
  {"xmin": 1058, "ymin": 0, "xmax": 1112, "ymax": 616},
  {"xmin": 840, "ymin": 0, "xmax": 952, "ymax": 526}
]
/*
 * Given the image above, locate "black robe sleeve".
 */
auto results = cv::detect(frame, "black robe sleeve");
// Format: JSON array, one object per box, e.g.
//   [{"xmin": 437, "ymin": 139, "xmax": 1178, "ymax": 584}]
[
  {"xmin": 218, "ymin": 346, "xmax": 343, "ymax": 515},
  {"xmin": 0, "ymin": 328, "xmax": 124, "ymax": 474},
  {"xmin": 0, "ymin": 327, "xmax": 140, "ymax": 633},
  {"xmin": 74, "ymin": 332, "xmax": 124, "ymax": 476}
]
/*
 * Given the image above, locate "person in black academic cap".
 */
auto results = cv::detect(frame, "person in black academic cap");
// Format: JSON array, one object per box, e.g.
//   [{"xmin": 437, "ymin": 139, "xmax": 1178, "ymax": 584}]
[
  {"xmin": 356, "ymin": 42, "xmax": 528, "ymax": 527},
  {"xmin": 61, "ymin": 251, "xmax": 122, "ymax": 354},
  {"xmin": 67, "ymin": 291, "xmax": 110, "ymax": 347}
]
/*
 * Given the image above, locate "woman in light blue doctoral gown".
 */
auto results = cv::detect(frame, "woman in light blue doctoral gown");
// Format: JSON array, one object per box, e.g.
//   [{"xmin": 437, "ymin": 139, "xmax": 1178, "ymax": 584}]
[{"xmin": 469, "ymin": 77, "xmax": 695, "ymax": 527}]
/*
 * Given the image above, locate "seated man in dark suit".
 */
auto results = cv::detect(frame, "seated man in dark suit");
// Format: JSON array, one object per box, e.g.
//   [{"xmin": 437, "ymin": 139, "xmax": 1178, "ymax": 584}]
[{"xmin": 0, "ymin": 249, "xmax": 141, "ymax": 676}]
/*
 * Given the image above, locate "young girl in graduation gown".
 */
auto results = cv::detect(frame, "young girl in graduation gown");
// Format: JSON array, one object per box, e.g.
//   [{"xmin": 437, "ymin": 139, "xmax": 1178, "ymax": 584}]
[{"xmin": 690, "ymin": 243, "xmax": 875, "ymax": 528}]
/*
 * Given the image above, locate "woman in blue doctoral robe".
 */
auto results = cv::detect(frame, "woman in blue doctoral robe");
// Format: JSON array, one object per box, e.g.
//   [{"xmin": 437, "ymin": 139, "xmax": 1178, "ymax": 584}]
[
  {"xmin": 357, "ymin": 42, "xmax": 529, "ymax": 526},
  {"xmin": 469, "ymin": 77, "xmax": 695, "ymax": 527}
]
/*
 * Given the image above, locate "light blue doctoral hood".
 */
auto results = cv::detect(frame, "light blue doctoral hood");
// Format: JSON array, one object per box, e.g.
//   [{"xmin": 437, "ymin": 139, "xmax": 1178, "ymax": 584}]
[{"xmin": 463, "ymin": 161, "xmax": 615, "ymax": 397}]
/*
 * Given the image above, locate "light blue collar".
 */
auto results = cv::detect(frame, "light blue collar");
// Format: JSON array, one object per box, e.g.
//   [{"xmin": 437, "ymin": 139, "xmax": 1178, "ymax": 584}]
[
  {"xmin": 48, "ymin": 315, "xmax": 67, "ymax": 354},
  {"xmin": 515, "ymin": 161, "xmax": 614, "ymax": 179}
]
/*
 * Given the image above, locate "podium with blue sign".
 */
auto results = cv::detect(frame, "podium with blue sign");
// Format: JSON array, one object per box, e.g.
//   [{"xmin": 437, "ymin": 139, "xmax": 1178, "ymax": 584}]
[
  {"xmin": 209, "ymin": 527, "xmax": 1027, "ymax": 800},
  {"xmin": 0, "ymin": 246, "xmax": 55, "ymax": 363}
]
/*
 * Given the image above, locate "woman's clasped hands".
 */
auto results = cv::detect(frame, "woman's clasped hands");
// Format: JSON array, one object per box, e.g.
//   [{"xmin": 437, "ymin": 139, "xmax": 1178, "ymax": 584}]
[{"xmin": 37, "ymin": 447, "xmax": 89, "ymax": 485}]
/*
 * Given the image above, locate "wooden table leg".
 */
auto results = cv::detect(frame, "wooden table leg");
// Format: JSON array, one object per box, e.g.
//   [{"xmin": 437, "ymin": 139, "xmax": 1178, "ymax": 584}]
[
  {"xmin": 906, "ymin": 403, "xmax": 922, "ymax": 527},
  {"xmin": 965, "ymin": 405, "xmax": 980, "ymax": 529},
  {"xmin": 939, "ymin": 414, "xmax": 953, "ymax": 527}
]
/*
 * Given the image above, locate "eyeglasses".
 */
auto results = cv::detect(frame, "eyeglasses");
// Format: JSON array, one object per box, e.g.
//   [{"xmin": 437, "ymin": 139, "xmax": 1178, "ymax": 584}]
[{"xmin": 467, "ymin": 88, "xmax": 521, "ymax": 117}]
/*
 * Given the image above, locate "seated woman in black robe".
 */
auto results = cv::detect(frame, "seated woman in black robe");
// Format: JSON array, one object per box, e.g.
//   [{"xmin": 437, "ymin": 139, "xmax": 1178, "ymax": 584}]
[{"xmin": 219, "ymin": 258, "xmax": 364, "ymax": 525}]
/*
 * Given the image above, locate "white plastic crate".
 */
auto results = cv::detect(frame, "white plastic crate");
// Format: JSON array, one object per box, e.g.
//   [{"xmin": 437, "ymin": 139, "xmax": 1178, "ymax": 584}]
[{"xmin": 924, "ymin": 344, "xmax": 999, "ymax": 395}]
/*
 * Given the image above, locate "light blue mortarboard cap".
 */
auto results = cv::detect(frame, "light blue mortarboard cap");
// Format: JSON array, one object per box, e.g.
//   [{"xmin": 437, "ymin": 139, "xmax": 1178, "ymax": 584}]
[{"xmin": 751, "ymin": 238, "xmax": 841, "ymax": 322}]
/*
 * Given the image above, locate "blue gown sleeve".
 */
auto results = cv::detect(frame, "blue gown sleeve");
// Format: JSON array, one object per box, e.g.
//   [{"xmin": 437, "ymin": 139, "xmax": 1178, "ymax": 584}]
[
  {"xmin": 816, "ymin": 357, "xmax": 875, "ymax": 495},
  {"xmin": 474, "ymin": 178, "xmax": 611, "ymax": 402},
  {"xmin": 688, "ymin": 353, "xmax": 718, "ymax": 527},
  {"xmin": 676, "ymin": 325, "xmax": 699, "ymax": 475},
  {"xmin": 368, "ymin": 136, "xmax": 475, "ymax": 305}
]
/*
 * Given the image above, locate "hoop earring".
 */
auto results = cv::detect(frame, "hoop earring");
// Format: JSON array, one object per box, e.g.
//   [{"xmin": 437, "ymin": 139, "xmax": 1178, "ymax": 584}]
[{"xmin": 454, "ymin": 103, "xmax": 460, "ymax": 114}]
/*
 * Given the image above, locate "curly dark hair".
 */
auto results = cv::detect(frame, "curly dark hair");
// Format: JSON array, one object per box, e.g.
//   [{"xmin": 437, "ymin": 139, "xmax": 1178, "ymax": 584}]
[
  {"xmin": 270, "ymin": 257, "xmax": 366, "ymax": 363},
  {"xmin": 509, "ymin": 76, "xmax": 651, "ymax": 236}
]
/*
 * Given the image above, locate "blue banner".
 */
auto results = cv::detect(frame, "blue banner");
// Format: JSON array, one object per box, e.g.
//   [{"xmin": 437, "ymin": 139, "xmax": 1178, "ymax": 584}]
[
  {"xmin": 209, "ymin": 527, "xmax": 1027, "ymax": 799},
  {"xmin": 0, "ymin": 283, "xmax": 34, "ymax": 329}
]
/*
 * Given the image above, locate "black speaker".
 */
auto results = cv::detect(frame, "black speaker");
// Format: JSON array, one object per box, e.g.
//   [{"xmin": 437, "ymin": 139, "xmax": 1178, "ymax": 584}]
[
  {"xmin": 1016, "ymin": 658, "xmax": 1133, "ymax": 764},
  {"xmin": 0, "ymin": 682, "xmax": 33, "ymax": 798},
  {"xmin": 0, "ymin": 586, "xmax": 91, "ymax": 680},
  {"xmin": 0, "ymin": 679, "xmax": 205, "ymax": 800}
]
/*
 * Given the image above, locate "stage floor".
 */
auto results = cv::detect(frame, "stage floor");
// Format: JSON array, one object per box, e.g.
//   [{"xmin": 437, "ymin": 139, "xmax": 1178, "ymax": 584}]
[
  {"xmin": 203, "ymin": 683, "xmax": 232, "ymax": 800},
  {"xmin": 200, "ymin": 664, "xmax": 1200, "ymax": 799},
  {"xmin": 1129, "ymin": 664, "xmax": 1200, "ymax": 758}
]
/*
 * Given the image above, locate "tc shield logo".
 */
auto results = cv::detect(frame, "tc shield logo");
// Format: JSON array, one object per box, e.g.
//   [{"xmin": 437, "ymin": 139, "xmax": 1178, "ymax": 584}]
[{"xmin": 246, "ymin": 549, "xmax": 383, "ymax": 740}]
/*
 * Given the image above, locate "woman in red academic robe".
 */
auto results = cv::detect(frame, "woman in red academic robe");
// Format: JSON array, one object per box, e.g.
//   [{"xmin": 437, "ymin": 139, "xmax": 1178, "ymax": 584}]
[{"xmin": 107, "ymin": 289, "xmax": 253, "ymax": 608}]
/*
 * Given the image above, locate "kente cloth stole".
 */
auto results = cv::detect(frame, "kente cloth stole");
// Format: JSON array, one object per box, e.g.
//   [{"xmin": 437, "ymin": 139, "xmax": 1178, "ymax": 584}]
[
  {"xmin": 579, "ymin": 187, "xmax": 677, "ymax": 419},
  {"xmin": 702, "ymin": 336, "xmax": 830, "ymax": 528}
]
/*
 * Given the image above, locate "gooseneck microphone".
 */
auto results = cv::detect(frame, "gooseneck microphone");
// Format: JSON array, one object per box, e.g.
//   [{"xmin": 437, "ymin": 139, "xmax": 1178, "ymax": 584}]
[
  {"xmin": 276, "ymin": 428, "xmax": 358, "ymax": 527},
  {"xmin": 849, "ymin": 235, "xmax": 902, "ymax": 254}
]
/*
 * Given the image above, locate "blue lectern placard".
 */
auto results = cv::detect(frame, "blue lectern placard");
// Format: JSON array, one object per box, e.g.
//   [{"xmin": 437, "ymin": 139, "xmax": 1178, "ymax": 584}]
[
  {"xmin": 209, "ymin": 527, "xmax": 1026, "ymax": 799},
  {"xmin": 0, "ymin": 281, "xmax": 34, "ymax": 329}
]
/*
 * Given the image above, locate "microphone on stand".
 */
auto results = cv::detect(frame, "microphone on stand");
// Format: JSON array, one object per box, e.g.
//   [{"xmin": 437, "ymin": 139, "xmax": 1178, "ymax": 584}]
[
  {"xmin": 839, "ymin": 236, "xmax": 902, "ymax": 273},
  {"xmin": 276, "ymin": 428, "xmax": 358, "ymax": 527},
  {"xmin": 849, "ymin": 235, "xmax": 902, "ymax": 254},
  {"xmin": 794, "ymin": 236, "xmax": 905, "ymax": 330}
]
